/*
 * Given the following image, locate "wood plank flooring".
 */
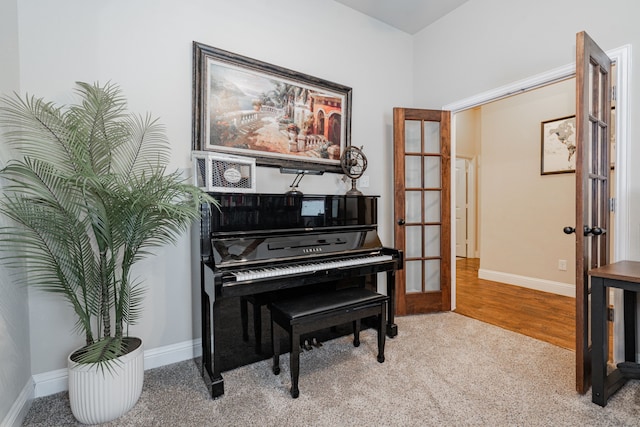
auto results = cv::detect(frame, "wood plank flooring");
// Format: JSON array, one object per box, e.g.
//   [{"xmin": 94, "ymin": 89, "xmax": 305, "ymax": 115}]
[{"xmin": 455, "ymin": 258, "xmax": 575, "ymax": 350}]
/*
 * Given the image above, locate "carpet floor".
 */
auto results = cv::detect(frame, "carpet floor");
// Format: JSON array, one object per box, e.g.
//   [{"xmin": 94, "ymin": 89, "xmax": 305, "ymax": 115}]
[{"xmin": 23, "ymin": 312, "xmax": 640, "ymax": 426}]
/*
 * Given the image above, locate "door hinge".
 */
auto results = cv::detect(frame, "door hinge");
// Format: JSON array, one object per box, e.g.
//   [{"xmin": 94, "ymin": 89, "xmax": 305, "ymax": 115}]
[
  {"xmin": 608, "ymin": 306, "xmax": 614, "ymax": 321},
  {"xmin": 609, "ymin": 197, "xmax": 616, "ymax": 213},
  {"xmin": 612, "ymin": 85, "xmax": 617, "ymax": 102}
]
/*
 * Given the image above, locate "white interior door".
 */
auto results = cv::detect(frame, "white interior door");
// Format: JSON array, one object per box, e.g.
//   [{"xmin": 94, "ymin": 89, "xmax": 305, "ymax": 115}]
[{"xmin": 455, "ymin": 158, "xmax": 468, "ymax": 258}]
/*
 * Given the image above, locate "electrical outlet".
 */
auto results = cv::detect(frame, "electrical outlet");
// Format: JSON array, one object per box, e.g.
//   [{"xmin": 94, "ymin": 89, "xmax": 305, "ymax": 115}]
[{"xmin": 558, "ymin": 259, "xmax": 567, "ymax": 271}]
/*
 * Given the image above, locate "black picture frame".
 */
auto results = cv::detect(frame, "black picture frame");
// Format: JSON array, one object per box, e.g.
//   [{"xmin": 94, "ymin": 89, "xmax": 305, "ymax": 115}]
[{"xmin": 192, "ymin": 41, "xmax": 352, "ymax": 173}]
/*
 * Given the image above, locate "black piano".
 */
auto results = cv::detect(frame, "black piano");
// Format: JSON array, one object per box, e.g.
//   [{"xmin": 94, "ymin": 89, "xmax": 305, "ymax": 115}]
[{"xmin": 198, "ymin": 192, "xmax": 402, "ymax": 398}]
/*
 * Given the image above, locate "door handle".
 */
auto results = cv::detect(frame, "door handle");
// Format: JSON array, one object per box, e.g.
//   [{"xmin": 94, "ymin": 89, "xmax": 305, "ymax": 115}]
[
  {"xmin": 564, "ymin": 226, "xmax": 606, "ymax": 236},
  {"xmin": 397, "ymin": 218, "xmax": 405, "ymax": 226},
  {"xmin": 585, "ymin": 226, "xmax": 606, "ymax": 236}
]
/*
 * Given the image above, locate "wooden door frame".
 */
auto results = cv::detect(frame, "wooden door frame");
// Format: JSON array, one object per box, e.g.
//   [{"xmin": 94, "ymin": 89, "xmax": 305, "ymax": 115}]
[{"xmin": 443, "ymin": 46, "xmax": 630, "ymax": 340}]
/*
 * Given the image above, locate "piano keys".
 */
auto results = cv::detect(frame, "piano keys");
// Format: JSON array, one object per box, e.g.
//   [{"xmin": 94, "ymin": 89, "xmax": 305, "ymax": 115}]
[
  {"xmin": 229, "ymin": 253, "xmax": 394, "ymax": 282},
  {"xmin": 198, "ymin": 192, "xmax": 402, "ymax": 398}
]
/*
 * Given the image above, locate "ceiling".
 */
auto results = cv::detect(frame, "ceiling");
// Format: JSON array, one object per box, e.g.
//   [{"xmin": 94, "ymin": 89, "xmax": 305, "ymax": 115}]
[{"xmin": 333, "ymin": 0, "xmax": 470, "ymax": 35}]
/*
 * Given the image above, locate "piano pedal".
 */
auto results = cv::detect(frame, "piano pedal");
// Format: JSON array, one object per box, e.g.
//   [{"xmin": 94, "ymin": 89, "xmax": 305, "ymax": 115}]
[
  {"xmin": 312, "ymin": 337, "xmax": 323, "ymax": 348},
  {"xmin": 302, "ymin": 339, "xmax": 313, "ymax": 351}
]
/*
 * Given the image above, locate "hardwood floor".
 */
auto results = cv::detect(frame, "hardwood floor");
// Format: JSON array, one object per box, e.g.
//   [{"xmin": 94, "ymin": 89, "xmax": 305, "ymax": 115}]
[{"xmin": 455, "ymin": 258, "xmax": 575, "ymax": 350}]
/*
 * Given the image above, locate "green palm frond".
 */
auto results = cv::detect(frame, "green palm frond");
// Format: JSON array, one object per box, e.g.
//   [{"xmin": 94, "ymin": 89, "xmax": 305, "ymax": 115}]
[
  {"xmin": 117, "ymin": 113, "xmax": 172, "ymax": 178},
  {"xmin": 0, "ymin": 95, "xmax": 75, "ymax": 170},
  {"xmin": 118, "ymin": 278, "xmax": 145, "ymax": 331},
  {"xmin": 0, "ymin": 81, "xmax": 215, "ymax": 364},
  {"xmin": 71, "ymin": 336, "xmax": 125, "ymax": 367}
]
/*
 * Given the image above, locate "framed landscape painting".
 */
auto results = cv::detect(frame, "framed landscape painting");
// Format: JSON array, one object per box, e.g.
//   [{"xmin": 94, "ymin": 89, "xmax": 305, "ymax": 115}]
[
  {"xmin": 192, "ymin": 42, "xmax": 352, "ymax": 173},
  {"xmin": 541, "ymin": 115, "xmax": 576, "ymax": 175}
]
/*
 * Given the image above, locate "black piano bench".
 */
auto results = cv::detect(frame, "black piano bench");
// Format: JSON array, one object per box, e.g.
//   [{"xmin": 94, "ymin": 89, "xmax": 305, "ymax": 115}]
[{"xmin": 269, "ymin": 287, "xmax": 388, "ymax": 398}]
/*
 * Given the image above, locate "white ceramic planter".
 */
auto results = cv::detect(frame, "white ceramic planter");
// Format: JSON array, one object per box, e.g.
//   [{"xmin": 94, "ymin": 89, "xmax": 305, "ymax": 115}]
[{"xmin": 67, "ymin": 338, "xmax": 144, "ymax": 425}]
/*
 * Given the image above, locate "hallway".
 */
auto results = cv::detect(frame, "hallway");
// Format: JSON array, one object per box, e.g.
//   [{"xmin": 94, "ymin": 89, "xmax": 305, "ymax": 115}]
[{"xmin": 455, "ymin": 258, "xmax": 574, "ymax": 350}]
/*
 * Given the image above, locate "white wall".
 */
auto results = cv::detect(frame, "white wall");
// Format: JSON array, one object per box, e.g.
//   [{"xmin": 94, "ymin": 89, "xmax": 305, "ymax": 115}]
[
  {"xmin": 0, "ymin": 0, "xmax": 32, "ymax": 424},
  {"xmin": 414, "ymin": 0, "xmax": 640, "ymax": 264},
  {"xmin": 15, "ymin": 0, "xmax": 413, "ymax": 376}
]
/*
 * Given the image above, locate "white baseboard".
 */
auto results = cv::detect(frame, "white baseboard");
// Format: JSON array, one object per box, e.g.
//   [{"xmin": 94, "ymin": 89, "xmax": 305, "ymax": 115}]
[
  {"xmin": 32, "ymin": 368, "xmax": 67, "ymax": 398},
  {"xmin": 1, "ymin": 379, "xmax": 33, "ymax": 427},
  {"xmin": 144, "ymin": 338, "xmax": 202, "ymax": 370},
  {"xmin": 31, "ymin": 338, "xmax": 203, "ymax": 398},
  {"xmin": 478, "ymin": 268, "xmax": 575, "ymax": 298}
]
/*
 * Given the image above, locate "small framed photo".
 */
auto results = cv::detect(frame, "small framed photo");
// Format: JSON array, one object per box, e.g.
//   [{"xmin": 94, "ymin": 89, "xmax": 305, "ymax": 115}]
[{"xmin": 541, "ymin": 115, "xmax": 576, "ymax": 175}]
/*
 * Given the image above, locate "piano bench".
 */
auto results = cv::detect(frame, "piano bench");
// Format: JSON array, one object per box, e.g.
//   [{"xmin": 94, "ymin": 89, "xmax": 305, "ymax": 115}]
[{"xmin": 269, "ymin": 287, "xmax": 388, "ymax": 398}]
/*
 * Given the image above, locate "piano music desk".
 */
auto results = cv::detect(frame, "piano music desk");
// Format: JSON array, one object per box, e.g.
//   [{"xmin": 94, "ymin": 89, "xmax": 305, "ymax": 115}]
[{"xmin": 270, "ymin": 287, "xmax": 388, "ymax": 398}]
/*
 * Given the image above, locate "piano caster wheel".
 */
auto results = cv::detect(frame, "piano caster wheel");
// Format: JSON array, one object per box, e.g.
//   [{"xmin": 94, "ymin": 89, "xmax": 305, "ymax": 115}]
[
  {"xmin": 377, "ymin": 355, "xmax": 385, "ymax": 363},
  {"xmin": 291, "ymin": 387, "xmax": 299, "ymax": 398}
]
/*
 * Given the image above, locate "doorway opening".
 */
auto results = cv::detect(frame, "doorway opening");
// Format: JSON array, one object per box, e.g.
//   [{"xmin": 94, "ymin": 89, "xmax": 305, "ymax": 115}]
[
  {"xmin": 452, "ymin": 78, "xmax": 578, "ymax": 349},
  {"xmin": 445, "ymin": 46, "xmax": 629, "ymax": 357}
]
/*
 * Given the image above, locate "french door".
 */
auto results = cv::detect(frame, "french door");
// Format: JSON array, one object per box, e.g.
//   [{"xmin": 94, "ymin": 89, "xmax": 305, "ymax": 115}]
[
  {"xmin": 569, "ymin": 31, "xmax": 612, "ymax": 394},
  {"xmin": 393, "ymin": 108, "xmax": 451, "ymax": 315}
]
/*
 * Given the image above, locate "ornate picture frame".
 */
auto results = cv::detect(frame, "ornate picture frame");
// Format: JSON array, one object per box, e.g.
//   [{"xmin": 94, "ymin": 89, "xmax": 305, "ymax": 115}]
[{"xmin": 192, "ymin": 42, "xmax": 352, "ymax": 173}]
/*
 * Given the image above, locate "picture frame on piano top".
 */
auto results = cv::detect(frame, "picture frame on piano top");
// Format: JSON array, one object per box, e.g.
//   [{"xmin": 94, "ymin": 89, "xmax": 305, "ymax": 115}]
[{"xmin": 192, "ymin": 41, "xmax": 352, "ymax": 174}]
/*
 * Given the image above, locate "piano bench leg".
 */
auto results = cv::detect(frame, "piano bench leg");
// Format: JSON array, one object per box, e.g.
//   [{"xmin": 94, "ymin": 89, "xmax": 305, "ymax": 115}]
[
  {"xmin": 272, "ymin": 315, "xmax": 281, "ymax": 376},
  {"xmin": 377, "ymin": 312, "xmax": 386, "ymax": 363},
  {"xmin": 240, "ymin": 298, "xmax": 249, "ymax": 341},
  {"xmin": 253, "ymin": 303, "xmax": 262, "ymax": 354},
  {"xmin": 290, "ymin": 329, "xmax": 301, "ymax": 399},
  {"xmin": 353, "ymin": 319, "xmax": 360, "ymax": 347}
]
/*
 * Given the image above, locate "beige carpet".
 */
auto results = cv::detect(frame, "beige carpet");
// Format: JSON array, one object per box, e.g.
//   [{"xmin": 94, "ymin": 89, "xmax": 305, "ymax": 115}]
[{"xmin": 23, "ymin": 312, "xmax": 640, "ymax": 426}]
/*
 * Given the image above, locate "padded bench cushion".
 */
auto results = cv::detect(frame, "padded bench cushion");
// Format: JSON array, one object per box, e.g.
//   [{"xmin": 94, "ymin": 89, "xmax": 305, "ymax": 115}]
[{"xmin": 270, "ymin": 287, "xmax": 388, "ymax": 321}]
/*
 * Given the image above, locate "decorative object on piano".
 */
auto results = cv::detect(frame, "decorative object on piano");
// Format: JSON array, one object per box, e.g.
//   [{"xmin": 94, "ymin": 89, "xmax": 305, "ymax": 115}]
[
  {"xmin": 340, "ymin": 145, "xmax": 368, "ymax": 195},
  {"xmin": 192, "ymin": 151, "xmax": 256, "ymax": 193},
  {"xmin": 193, "ymin": 41, "xmax": 352, "ymax": 174},
  {"xmin": 279, "ymin": 167, "xmax": 324, "ymax": 195},
  {"xmin": 0, "ymin": 82, "xmax": 213, "ymax": 424}
]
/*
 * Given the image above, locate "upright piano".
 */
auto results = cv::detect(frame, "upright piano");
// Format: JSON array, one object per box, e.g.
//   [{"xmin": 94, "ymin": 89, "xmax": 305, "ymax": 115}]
[{"xmin": 198, "ymin": 192, "xmax": 402, "ymax": 398}]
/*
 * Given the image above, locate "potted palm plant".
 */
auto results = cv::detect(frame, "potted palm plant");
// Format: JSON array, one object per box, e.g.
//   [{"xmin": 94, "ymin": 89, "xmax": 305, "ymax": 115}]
[{"xmin": 0, "ymin": 81, "xmax": 212, "ymax": 424}]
